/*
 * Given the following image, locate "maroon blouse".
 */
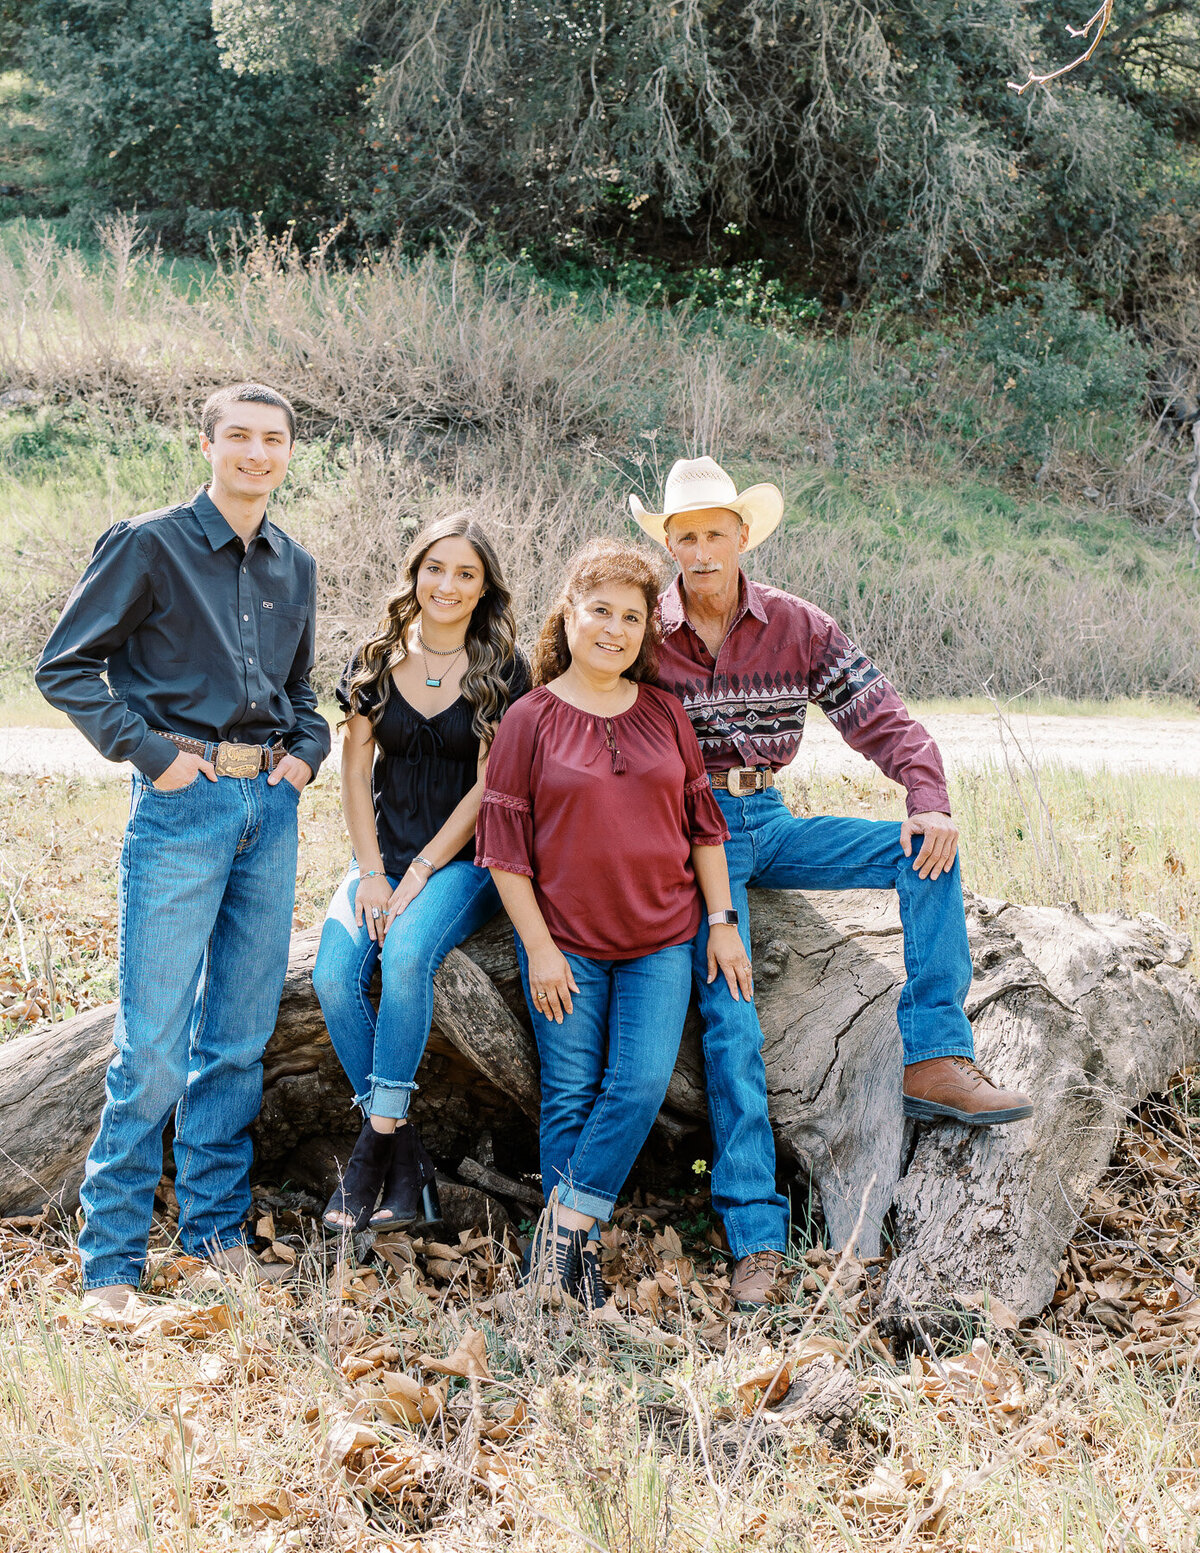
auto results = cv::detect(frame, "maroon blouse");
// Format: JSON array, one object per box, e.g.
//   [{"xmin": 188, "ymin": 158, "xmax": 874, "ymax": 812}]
[{"xmin": 476, "ymin": 683, "xmax": 730, "ymax": 960}]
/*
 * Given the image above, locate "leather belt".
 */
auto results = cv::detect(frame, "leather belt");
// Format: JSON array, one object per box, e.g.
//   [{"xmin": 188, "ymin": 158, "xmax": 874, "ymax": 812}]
[
  {"xmin": 159, "ymin": 731, "xmax": 287, "ymax": 777},
  {"xmin": 711, "ymin": 766, "xmax": 775, "ymax": 797}
]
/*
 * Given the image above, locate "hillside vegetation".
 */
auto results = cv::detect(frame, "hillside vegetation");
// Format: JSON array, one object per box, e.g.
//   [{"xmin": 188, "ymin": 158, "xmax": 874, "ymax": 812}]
[{"xmin": 1, "ymin": 218, "xmax": 1199, "ymax": 706}]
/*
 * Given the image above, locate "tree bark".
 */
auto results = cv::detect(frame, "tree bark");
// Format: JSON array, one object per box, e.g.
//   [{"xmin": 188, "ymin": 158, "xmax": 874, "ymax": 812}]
[{"xmin": 0, "ymin": 891, "xmax": 1195, "ymax": 1322}]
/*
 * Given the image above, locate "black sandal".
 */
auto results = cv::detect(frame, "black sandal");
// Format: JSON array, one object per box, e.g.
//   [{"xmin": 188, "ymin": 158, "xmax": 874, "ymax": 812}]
[
  {"xmin": 369, "ymin": 1122, "xmax": 441, "ymax": 1232},
  {"xmin": 520, "ymin": 1206, "xmax": 589, "ymax": 1298},
  {"xmin": 577, "ymin": 1241, "xmax": 610, "ymax": 1311},
  {"xmin": 322, "ymin": 1121, "xmax": 396, "ymax": 1233}
]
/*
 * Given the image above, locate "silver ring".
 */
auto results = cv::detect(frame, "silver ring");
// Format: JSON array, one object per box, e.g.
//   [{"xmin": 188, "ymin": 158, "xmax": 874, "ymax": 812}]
[{"xmin": 371, "ymin": 907, "xmax": 382, "ymax": 920}]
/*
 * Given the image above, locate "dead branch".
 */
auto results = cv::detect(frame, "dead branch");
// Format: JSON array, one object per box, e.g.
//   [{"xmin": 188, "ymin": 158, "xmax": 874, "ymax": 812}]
[{"xmin": 1008, "ymin": 0, "xmax": 1115, "ymax": 94}]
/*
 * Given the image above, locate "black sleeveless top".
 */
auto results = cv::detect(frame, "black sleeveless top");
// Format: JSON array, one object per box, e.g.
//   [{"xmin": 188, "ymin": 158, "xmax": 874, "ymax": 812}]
[{"xmin": 336, "ymin": 650, "xmax": 531, "ymax": 880}]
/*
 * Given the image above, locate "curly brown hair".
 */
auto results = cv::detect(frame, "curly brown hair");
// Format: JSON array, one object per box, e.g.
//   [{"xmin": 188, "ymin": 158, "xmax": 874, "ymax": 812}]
[{"xmin": 532, "ymin": 538, "xmax": 667, "ymax": 686}]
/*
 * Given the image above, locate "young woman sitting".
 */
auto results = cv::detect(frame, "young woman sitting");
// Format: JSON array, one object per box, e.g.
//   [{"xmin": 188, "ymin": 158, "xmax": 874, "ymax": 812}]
[{"xmin": 312, "ymin": 513, "xmax": 529, "ymax": 1232}]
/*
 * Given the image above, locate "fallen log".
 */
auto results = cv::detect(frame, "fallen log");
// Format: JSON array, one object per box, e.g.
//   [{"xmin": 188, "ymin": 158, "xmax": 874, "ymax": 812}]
[{"xmin": 0, "ymin": 890, "xmax": 1195, "ymax": 1321}]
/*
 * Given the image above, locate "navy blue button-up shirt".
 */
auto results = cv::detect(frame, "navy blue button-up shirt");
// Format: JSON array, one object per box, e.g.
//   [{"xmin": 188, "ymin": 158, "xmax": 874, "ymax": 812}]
[{"xmin": 35, "ymin": 487, "xmax": 331, "ymax": 781}]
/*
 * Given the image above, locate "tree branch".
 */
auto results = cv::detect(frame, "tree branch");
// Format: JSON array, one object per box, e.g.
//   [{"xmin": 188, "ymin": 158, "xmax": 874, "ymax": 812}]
[{"xmin": 1008, "ymin": 0, "xmax": 1115, "ymax": 94}]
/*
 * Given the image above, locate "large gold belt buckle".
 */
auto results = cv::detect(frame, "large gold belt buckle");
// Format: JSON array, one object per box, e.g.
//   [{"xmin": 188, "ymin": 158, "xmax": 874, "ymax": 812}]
[{"xmin": 214, "ymin": 741, "xmax": 261, "ymax": 778}]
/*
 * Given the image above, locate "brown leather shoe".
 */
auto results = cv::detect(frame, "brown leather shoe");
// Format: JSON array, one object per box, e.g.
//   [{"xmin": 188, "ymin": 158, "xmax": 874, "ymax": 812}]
[
  {"xmin": 730, "ymin": 1249, "xmax": 785, "ymax": 1310},
  {"xmin": 903, "ymin": 1056, "xmax": 1033, "ymax": 1125}
]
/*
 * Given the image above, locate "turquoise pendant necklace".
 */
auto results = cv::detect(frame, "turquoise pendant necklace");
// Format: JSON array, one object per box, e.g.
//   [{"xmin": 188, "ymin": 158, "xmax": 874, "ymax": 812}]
[{"xmin": 418, "ymin": 630, "xmax": 466, "ymax": 688}]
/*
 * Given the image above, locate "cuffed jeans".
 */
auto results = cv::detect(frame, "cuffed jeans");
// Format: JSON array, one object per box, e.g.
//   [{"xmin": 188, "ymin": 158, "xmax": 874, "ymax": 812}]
[
  {"xmin": 698, "ymin": 786, "xmax": 975, "ymax": 1260},
  {"xmin": 78, "ymin": 770, "xmax": 299, "ymax": 1291},
  {"xmin": 515, "ymin": 938, "xmax": 693, "ymax": 1221},
  {"xmin": 312, "ymin": 861, "xmax": 500, "ymax": 1120}
]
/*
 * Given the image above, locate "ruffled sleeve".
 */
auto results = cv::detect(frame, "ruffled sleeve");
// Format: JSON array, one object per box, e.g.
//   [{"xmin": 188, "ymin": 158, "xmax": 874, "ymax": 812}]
[
  {"xmin": 662, "ymin": 689, "xmax": 730, "ymax": 846},
  {"xmin": 475, "ymin": 700, "xmax": 536, "ymax": 878},
  {"xmin": 335, "ymin": 652, "xmax": 380, "ymax": 721}
]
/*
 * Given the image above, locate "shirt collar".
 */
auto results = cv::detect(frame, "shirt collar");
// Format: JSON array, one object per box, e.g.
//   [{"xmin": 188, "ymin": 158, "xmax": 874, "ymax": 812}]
[
  {"xmin": 192, "ymin": 486, "xmax": 281, "ymax": 555},
  {"xmin": 661, "ymin": 570, "xmax": 767, "ymax": 636}
]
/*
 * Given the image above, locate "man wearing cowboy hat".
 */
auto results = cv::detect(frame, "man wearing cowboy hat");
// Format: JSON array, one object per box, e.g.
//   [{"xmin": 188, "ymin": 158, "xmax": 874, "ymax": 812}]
[{"xmin": 631, "ymin": 456, "xmax": 1032, "ymax": 1310}]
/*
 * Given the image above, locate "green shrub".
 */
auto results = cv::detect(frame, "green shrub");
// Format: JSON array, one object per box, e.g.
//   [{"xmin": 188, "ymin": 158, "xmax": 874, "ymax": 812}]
[{"xmin": 970, "ymin": 276, "xmax": 1147, "ymax": 462}]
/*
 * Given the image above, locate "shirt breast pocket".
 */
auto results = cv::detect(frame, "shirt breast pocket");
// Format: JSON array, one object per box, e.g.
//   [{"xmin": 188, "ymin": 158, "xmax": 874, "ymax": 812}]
[{"xmin": 262, "ymin": 600, "xmax": 308, "ymax": 678}]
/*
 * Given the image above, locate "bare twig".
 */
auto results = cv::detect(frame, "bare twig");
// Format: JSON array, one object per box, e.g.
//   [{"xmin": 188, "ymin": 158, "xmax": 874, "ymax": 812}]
[{"xmin": 1008, "ymin": 0, "xmax": 1115, "ymax": 94}]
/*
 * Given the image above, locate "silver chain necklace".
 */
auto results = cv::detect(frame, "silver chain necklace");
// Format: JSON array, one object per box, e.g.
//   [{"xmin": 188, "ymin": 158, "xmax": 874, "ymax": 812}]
[{"xmin": 417, "ymin": 629, "xmax": 466, "ymax": 688}]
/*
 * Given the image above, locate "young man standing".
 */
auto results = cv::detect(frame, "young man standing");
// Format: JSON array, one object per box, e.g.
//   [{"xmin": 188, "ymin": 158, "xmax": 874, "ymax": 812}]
[
  {"xmin": 631, "ymin": 457, "xmax": 1033, "ymax": 1310},
  {"xmin": 37, "ymin": 383, "xmax": 331, "ymax": 1314}
]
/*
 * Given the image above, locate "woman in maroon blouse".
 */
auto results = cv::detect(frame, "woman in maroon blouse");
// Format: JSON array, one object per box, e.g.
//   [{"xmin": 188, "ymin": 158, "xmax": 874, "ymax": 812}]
[{"xmin": 476, "ymin": 539, "xmax": 752, "ymax": 1304}]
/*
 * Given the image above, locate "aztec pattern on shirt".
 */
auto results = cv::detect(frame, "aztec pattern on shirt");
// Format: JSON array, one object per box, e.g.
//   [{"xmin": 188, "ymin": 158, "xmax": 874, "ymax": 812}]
[
  {"xmin": 810, "ymin": 643, "xmax": 889, "ymax": 732},
  {"xmin": 673, "ymin": 670, "xmax": 808, "ymax": 764},
  {"xmin": 656, "ymin": 572, "xmax": 950, "ymax": 815}
]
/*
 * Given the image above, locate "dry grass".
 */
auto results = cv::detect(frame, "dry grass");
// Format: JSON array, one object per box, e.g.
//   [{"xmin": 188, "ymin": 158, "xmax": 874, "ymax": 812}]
[
  {"xmin": 0, "ymin": 1078, "xmax": 1197, "ymax": 1552},
  {"xmin": 2, "ymin": 753, "xmax": 1200, "ymax": 1547},
  {"xmin": 3, "ymin": 219, "xmax": 1200, "ymax": 702},
  {"xmin": 4, "ymin": 757, "xmax": 1199, "ymax": 1033}
]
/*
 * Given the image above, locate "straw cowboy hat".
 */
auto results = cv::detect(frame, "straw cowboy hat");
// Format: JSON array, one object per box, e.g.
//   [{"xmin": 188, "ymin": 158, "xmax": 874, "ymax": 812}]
[{"xmin": 628, "ymin": 456, "xmax": 784, "ymax": 549}]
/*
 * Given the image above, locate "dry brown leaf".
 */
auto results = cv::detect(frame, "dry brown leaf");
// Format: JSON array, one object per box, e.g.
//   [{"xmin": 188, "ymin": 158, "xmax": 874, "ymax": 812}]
[
  {"xmin": 421, "ymin": 1326, "xmax": 493, "ymax": 1381},
  {"xmin": 959, "ymin": 1289, "xmax": 1020, "ymax": 1332},
  {"xmin": 793, "ymin": 1333, "xmax": 852, "ymax": 1368},
  {"xmin": 483, "ymin": 1399, "xmax": 527, "ymax": 1443},
  {"xmin": 380, "ymin": 1370, "xmax": 445, "ymax": 1425},
  {"xmin": 737, "ymin": 1363, "xmax": 792, "ymax": 1414},
  {"xmin": 321, "ymin": 1417, "xmax": 381, "ymax": 1474},
  {"xmin": 267, "ymin": 1240, "xmax": 296, "ymax": 1265},
  {"xmin": 421, "ymin": 1240, "xmax": 464, "ymax": 1262},
  {"xmin": 233, "ymin": 1485, "xmax": 293, "ymax": 1527},
  {"xmin": 636, "ymin": 1275, "xmax": 662, "ymax": 1317},
  {"xmin": 255, "ymin": 1211, "xmax": 276, "ymax": 1242},
  {"xmin": 373, "ymin": 1239, "xmax": 416, "ymax": 1277},
  {"xmin": 840, "ymin": 1462, "xmax": 912, "ymax": 1514},
  {"xmin": 652, "ymin": 1225, "xmax": 684, "ymax": 1261}
]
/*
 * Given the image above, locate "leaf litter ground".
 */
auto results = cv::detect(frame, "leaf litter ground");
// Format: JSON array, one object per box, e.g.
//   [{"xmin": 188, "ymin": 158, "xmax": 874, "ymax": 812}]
[{"xmin": 1, "ymin": 1076, "xmax": 1199, "ymax": 1551}]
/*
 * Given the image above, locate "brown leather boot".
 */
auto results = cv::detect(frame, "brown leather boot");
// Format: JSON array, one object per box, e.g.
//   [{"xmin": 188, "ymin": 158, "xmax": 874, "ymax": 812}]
[
  {"xmin": 903, "ymin": 1057, "xmax": 1033, "ymax": 1125},
  {"xmin": 730, "ymin": 1249, "xmax": 785, "ymax": 1310}
]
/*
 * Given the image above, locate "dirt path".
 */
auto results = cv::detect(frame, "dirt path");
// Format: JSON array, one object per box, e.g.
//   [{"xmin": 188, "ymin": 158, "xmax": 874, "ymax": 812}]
[{"xmin": 2, "ymin": 711, "xmax": 1198, "ymax": 784}]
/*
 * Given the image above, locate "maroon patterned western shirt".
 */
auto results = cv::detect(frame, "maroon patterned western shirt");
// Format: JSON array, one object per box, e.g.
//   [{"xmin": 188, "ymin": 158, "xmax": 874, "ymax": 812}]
[{"xmin": 656, "ymin": 573, "xmax": 951, "ymax": 817}]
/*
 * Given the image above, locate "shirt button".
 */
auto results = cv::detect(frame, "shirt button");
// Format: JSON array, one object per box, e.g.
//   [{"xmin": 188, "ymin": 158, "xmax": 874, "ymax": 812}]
[
  {"xmin": 242, "ymin": 566, "xmax": 247, "ymax": 574},
  {"xmin": 251, "ymin": 701, "xmax": 257, "ymax": 709},
  {"xmin": 243, "ymin": 614, "xmax": 249, "ymax": 621},
  {"xmin": 247, "ymin": 658, "xmax": 253, "ymax": 665}
]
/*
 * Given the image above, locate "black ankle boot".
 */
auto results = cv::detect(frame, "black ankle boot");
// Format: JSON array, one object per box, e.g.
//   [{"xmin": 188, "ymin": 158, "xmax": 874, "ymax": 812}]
[
  {"xmin": 322, "ymin": 1121, "xmax": 396, "ymax": 1233},
  {"xmin": 369, "ymin": 1122, "xmax": 440, "ymax": 1232}
]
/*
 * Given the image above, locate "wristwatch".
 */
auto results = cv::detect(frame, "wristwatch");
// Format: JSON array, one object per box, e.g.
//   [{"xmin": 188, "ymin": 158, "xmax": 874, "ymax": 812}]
[{"xmin": 707, "ymin": 910, "xmax": 740, "ymax": 926}]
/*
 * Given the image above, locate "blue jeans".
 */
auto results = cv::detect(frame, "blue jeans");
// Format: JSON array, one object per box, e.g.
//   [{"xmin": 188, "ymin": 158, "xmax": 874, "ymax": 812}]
[
  {"xmin": 79, "ymin": 771, "xmax": 299, "ymax": 1290},
  {"xmin": 312, "ymin": 861, "xmax": 501, "ymax": 1118},
  {"xmin": 697, "ymin": 786, "xmax": 975, "ymax": 1259},
  {"xmin": 515, "ymin": 939, "xmax": 693, "ymax": 1220}
]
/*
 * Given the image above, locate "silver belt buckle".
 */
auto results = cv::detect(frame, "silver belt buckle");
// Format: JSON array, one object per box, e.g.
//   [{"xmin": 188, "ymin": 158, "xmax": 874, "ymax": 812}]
[
  {"xmin": 727, "ymin": 766, "xmax": 757, "ymax": 797},
  {"xmin": 214, "ymin": 741, "xmax": 261, "ymax": 778}
]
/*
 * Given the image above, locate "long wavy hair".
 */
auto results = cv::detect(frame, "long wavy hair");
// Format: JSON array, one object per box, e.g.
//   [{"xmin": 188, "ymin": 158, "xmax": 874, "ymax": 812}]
[
  {"xmin": 344, "ymin": 514, "xmax": 519, "ymax": 746},
  {"xmin": 532, "ymin": 539, "xmax": 666, "ymax": 686}
]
